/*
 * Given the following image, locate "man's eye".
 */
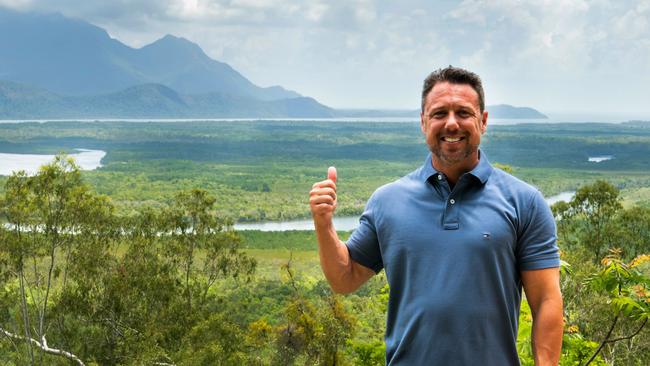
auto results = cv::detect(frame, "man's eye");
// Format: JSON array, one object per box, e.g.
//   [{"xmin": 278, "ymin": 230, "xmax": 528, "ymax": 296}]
[
  {"xmin": 458, "ymin": 111, "xmax": 471, "ymax": 117},
  {"xmin": 431, "ymin": 112, "xmax": 446, "ymax": 118}
]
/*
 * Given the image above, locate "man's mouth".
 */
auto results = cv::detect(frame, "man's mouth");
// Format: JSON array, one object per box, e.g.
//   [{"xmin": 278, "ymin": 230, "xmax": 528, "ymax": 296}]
[{"xmin": 441, "ymin": 136, "xmax": 464, "ymax": 142}]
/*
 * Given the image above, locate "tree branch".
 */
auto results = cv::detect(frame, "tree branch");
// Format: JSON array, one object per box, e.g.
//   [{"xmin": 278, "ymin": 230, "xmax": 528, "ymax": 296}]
[
  {"xmin": 18, "ymin": 265, "xmax": 35, "ymax": 364},
  {"xmin": 583, "ymin": 314, "xmax": 618, "ymax": 366},
  {"xmin": 0, "ymin": 326, "xmax": 85, "ymax": 366},
  {"xmin": 604, "ymin": 318, "xmax": 647, "ymax": 344},
  {"xmin": 40, "ymin": 231, "xmax": 58, "ymax": 337}
]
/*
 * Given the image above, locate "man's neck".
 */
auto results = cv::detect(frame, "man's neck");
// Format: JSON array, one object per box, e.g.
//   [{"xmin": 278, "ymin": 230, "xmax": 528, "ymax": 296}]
[{"xmin": 431, "ymin": 155, "xmax": 480, "ymax": 186}]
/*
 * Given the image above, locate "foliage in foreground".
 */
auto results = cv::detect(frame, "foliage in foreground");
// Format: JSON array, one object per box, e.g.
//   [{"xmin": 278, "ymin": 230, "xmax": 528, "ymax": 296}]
[
  {"xmin": 553, "ymin": 181, "xmax": 650, "ymax": 365},
  {"xmin": 0, "ymin": 157, "xmax": 256, "ymax": 364},
  {"xmin": 0, "ymin": 159, "xmax": 648, "ymax": 365}
]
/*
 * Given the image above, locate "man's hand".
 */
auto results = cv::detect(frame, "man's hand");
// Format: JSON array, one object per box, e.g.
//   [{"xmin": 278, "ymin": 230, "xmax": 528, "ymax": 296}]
[
  {"xmin": 309, "ymin": 166, "xmax": 375, "ymax": 294},
  {"xmin": 310, "ymin": 166, "xmax": 337, "ymax": 228}
]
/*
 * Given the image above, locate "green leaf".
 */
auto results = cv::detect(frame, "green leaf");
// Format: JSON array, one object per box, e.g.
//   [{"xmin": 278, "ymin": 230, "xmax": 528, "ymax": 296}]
[{"xmin": 611, "ymin": 297, "xmax": 646, "ymax": 318}]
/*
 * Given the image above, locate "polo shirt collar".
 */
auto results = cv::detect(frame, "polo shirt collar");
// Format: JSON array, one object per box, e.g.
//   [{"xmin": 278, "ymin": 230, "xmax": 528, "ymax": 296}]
[
  {"xmin": 419, "ymin": 149, "xmax": 493, "ymax": 185},
  {"xmin": 470, "ymin": 150, "xmax": 493, "ymax": 184}
]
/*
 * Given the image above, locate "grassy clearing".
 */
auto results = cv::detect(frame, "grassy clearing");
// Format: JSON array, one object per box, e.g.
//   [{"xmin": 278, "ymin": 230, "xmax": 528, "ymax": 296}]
[
  {"xmin": 621, "ymin": 186, "xmax": 650, "ymax": 208},
  {"xmin": 244, "ymin": 249, "xmax": 321, "ymax": 280},
  {"xmin": 239, "ymin": 230, "xmax": 352, "ymax": 280}
]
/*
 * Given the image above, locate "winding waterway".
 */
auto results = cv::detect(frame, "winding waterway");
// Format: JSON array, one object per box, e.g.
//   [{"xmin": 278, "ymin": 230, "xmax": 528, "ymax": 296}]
[
  {"xmin": 0, "ymin": 150, "xmax": 575, "ymax": 232},
  {"xmin": 234, "ymin": 191, "xmax": 576, "ymax": 231}
]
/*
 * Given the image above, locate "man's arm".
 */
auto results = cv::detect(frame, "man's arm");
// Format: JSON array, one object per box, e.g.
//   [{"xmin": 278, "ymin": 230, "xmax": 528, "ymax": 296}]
[
  {"xmin": 309, "ymin": 167, "xmax": 375, "ymax": 294},
  {"xmin": 522, "ymin": 268, "xmax": 563, "ymax": 366}
]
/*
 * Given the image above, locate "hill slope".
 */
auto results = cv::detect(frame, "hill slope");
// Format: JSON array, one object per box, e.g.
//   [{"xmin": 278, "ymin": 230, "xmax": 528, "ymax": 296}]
[
  {"xmin": 0, "ymin": 80, "xmax": 334, "ymax": 118},
  {"xmin": 0, "ymin": 8, "xmax": 299, "ymax": 101}
]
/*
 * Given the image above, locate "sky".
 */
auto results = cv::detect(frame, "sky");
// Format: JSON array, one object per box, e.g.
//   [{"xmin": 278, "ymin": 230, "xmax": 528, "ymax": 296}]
[{"xmin": 2, "ymin": 0, "xmax": 650, "ymax": 118}]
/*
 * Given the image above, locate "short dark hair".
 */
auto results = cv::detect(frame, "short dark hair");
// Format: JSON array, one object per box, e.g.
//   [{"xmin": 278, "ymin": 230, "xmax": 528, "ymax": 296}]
[{"xmin": 421, "ymin": 66, "xmax": 485, "ymax": 113}]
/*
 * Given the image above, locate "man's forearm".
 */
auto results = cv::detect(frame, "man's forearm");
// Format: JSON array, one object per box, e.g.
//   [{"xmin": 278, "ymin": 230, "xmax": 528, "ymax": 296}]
[
  {"xmin": 314, "ymin": 222, "xmax": 356, "ymax": 293},
  {"xmin": 531, "ymin": 297, "xmax": 563, "ymax": 365},
  {"xmin": 522, "ymin": 268, "xmax": 563, "ymax": 366}
]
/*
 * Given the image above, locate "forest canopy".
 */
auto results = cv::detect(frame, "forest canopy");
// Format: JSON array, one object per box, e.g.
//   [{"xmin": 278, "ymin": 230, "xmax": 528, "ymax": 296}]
[{"xmin": 0, "ymin": 155, "xmax": 648, "ymax": 365}]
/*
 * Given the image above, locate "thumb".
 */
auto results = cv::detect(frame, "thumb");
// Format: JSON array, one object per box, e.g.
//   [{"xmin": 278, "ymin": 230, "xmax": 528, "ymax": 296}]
[{"xmin": 327, "ymin": 166, "xmax": 337, "ymax": 183}]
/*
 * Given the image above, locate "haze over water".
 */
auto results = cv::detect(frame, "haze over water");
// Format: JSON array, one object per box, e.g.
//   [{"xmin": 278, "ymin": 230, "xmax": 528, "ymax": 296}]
[
  {"xmin": 0, "ymin": 113, "xmax": 645, "ymax": 125},
  {"xmin": 0, "ymin": 149, "xmax": 106, "ymax": 176}
]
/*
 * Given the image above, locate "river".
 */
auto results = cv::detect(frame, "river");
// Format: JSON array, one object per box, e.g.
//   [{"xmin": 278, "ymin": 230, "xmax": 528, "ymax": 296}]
[
  {"xmin": 0, "ymin": 150, "xmax": 575, "ymax": 232},
  {"xmin": 234, "ymin": 191, "xmax": 576, "ymax": 231}
]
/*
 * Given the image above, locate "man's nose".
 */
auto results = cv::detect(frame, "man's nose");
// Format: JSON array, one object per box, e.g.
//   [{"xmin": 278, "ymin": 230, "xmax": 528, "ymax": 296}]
[{"xmin": 445, "ymin": 113, "xmax": 460, "ymax": 130}]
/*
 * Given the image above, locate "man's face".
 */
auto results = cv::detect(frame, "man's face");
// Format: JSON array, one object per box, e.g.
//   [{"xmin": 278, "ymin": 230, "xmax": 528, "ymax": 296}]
[{"xmin": 420, "ymin": 82, "xmax": 488, "ymax": 169}]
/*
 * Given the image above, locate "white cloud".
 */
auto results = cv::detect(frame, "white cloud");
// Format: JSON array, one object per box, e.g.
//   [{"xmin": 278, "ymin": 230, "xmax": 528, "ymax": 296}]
[
  {"xmin": 612, "ymin": 0, "xmax": 650, "ymax": 39},
  {"xmin": 1, "ymin": 0, "xmax": 649, "ymax": 115},
  {"xmin": 0, "ymin": 0, "xmax": 32, "ymax": 9},
  {"xmin": 305, "ymin": 2, "xmax": 328, "ymax": 22}
]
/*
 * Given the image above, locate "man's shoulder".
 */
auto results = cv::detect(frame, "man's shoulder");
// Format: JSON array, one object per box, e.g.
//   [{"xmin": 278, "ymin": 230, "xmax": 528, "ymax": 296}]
[
  {"xmin": 369, "ymin": 167, "xmax": 424, "ymax": 202},
  {"xmin": 488, "ymin": 166, "xmax": 543, "ymax": 204},
  {"xmin": 380, "ymin": 166, "xmax": 423, "ymax": 191}
]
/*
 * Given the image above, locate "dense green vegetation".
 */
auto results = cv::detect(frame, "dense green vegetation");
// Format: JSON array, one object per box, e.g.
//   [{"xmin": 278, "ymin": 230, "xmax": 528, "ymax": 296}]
[
  {"xmin": 1, "ymin": 120, "xmax": 650, "ymax": 221},
  {"xmin": 0, "ymin": 157, "xmax": 648, "ymax": 365},
  {"xmin": 0, "ymin": 120, "xmax": 649, "ymax": 364}
]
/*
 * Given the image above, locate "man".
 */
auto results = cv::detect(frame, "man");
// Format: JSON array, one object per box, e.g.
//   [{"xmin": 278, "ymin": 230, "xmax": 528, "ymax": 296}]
[{"xmin": 309, "ymin": 66, "xmax": 563, "ymax": 365}]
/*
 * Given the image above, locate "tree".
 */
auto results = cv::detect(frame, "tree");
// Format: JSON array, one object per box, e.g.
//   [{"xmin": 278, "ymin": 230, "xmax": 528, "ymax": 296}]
[
  {"xmin": 268, "ymin": 260, "xmax": 356, "ymax": 365},
  {"xmin": 54, "ymin": 189, "xmax": 257, "ymax": 364},
  {"xmin": 0, "ymin": 155, "xmax": 114, "ymax": 365},
  {"xmin": 552, "ymin": 180, "xmax": 650, "ymax": 364},
  {"xmin": 0, "ymin": 157, "xmax": 257, "ymax": 365},
  {"xmin": 552, "ymin": 180, "xmax": 622, "ymax": 262},
  {"xmin": 159, "ymin": 188, "xmax": 256, "ymax": 310},
  {"xmin": 610, "ymin": 206, "xmax": 650, "ymax": 260}
]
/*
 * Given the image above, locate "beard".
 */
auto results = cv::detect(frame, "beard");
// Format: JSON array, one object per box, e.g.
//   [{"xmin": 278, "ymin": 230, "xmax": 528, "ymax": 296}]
[{"xmin": 428, "ymin": 139, "xmax": 479, "ymax": 166}]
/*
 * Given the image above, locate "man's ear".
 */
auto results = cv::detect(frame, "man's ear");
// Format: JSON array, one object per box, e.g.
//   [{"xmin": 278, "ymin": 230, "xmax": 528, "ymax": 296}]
[
  {"xmin": 481, "ymin": 110, "xmax": 488, "ymax": 134},
  {"xmin": 420, "ymin": 112, "xmax": 426, "ymax": 134}
]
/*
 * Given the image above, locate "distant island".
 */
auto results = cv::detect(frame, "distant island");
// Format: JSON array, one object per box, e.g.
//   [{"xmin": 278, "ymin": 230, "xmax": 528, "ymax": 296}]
[
  {"xmin": 488, "ymin": 104, "xmax": 547, "ymax": 119},
  {"xmin": 0, "ymin": 8, "xmax": 547, "ymax": 120}
]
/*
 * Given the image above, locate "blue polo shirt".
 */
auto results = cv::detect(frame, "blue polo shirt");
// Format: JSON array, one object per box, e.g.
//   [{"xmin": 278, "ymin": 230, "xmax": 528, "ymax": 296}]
[{"xmin": 346, "ymin": 151, "xmax": 559, "ymax": 365}]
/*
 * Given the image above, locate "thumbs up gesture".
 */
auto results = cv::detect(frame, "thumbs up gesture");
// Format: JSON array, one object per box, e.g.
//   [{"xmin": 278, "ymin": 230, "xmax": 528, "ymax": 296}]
[{"xmin": 310, "ymin": 166, "xmax": 338, "ymax": 227}]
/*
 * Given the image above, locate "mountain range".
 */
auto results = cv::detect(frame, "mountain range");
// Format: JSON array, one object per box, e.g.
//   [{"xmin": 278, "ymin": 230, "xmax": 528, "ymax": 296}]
[
  {"xmin": 0, "ymin": 8, "xmax": 300, "ymax": 100},
  {"xmin": 0, "ymin": 80, "xmax": 334, "ymax": 118},
  {"xmin": 0, "ymin": 7, "xmax": 546, "ymax": 119}
]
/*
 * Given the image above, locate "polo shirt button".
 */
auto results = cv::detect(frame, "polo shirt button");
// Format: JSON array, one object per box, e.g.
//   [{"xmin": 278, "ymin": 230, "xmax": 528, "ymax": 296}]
[
  {"xmin": 437, "ymin": 175, "xmax": 442, "ymax": 180},
  {"xmin": 450, "ymin": 199, "xmax": 456, "ymax": 205}
]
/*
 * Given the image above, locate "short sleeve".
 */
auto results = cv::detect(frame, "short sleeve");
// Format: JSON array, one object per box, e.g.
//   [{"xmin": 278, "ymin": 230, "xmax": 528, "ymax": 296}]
[
  {"xmin": 516, "ymin": 190, "xmax": 560, "ymax": 271},
  {"xmin": 346, "ymin": 194, "xmax": 384, "ymax": 273}
]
